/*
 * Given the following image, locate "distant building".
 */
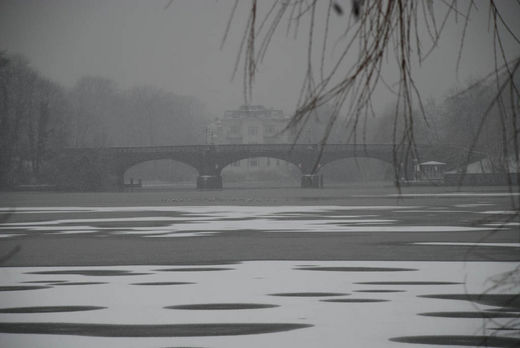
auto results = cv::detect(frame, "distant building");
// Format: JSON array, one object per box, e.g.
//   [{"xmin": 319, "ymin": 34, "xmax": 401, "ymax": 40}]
[
  {"xmin": 207, "ymin": 105, "xmax": 293, "ymax": 145},
  {"xmin": 416, "ymin": 161, "xmax": 446, "ymax": 181},
  {"xmin": 206, "ymin": 105, "xmax": 296, "ymax": 176},
  {"xmin": 443, "ymin": 157, "xmax": 519, "ymax": 186}
]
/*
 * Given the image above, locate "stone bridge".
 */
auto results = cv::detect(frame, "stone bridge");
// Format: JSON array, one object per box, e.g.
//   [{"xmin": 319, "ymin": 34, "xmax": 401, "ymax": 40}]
[{"xmin": 56, "ymin": 143, "xmax": 480, "ymax": 190}]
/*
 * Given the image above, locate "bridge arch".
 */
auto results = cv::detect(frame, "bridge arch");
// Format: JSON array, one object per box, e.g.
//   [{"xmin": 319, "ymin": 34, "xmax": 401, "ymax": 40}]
[
  {"xmin": 319, "ymin": 157, "xmax": 395, "ymax": 183},
  {"xmin": 123, "ymin": 158, "xmax": 198, "ymax": 188},
  {"xmin": 318, "ymin": 151, "xmax": 395, "ymax": 168},
  {"xmin": 220, "ymin": 156, "xmax": 301, "ymax": 187},
  {"xmin": 218, "ymin": 153, "xmax": 301, "ymax": 172}
]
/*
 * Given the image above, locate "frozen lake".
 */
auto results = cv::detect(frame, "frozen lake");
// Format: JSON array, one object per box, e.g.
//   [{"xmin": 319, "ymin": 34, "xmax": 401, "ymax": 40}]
[{"xmin": 0, "ymin": 185, "xmax": 518, "ymax": 347}]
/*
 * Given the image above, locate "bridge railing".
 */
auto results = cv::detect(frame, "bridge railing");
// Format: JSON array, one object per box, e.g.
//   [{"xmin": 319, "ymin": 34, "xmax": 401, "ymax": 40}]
[
  {"xmin": 64, "ymin": 143, "xmax": 440, "ymax": 155},
  {"xmin": 65, "ymin": 145, "xmax": 214, "ymax": 154},
  {"xmin": 210, "ymin": 143, "xmax": 409, "ymax": 153}
]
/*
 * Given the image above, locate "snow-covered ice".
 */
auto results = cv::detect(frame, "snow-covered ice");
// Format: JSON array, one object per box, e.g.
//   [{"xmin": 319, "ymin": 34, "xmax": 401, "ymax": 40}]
[{"xmin": 0, "ymin": 261, "xmax": 516, "ymax": 348}]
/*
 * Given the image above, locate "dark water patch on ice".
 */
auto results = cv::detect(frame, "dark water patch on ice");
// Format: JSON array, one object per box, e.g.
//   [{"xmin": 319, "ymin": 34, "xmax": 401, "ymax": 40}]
[
  {"xmin": 420, "ymin": 294, "xmax": 520, "ymax": 309},
  {"xmin": 0, "ymin": 322, "xmax": 312, "ymax": 337},
  {"xmin": 155, "ymin": 267, "xmax": 234, "ymax": 272},
  {"xmin": 165, "ymin": 303, "xmax": 279, "ymax": 310},
  {"xmin": 490, "ymin": 328, "xmax": 520, "ymax": 331},
  {"xmin": 270, "ymin": 292, "xmax": 349, "ymax": 297},
  {"xmin": 0, "ymin": 306, "xmax": 105, "ymax": 313},
  {"xmin": 26, "ymin": 270, "xmax": 149, "ymax": 277},
  {"xmin": 296, "ymin": 266, "xmax": 417, "ymax": 272},
  {"xmin": 168, "ymin": 261, "xmax": 239, "ymax": 266},
  {"xmin": 357, "ymin": 281, "xmax": 461, "ymax": 285},
  {"xmin": 419, "ymin": 311, "xmax": 520, "ymax": 319},
  {"xmin": 487, "ymin": 308, "xmax": 520, "ymax": 313},
  {"xmin": 90, "ymin": 221, "xmax": 180, "ymax": 228},
  {"xmin": 132, "ymin": 282, "xmax": 194, "ymax": 286},
  {"xmin": 52, "ymin": 282, "xmax": 107, "ymax": 286},
  {"xmin": 322, "ymin": 298, "xmax": 389, "ymax": 303},
  {"xmin": 355, "ymin": 289, "xmax": 406, "ymax": 293},
  {"xmin": 23, "ymin": 280, "xmax": 67, "ymax": 284},
  {"xmin": 390, "ymin": 335, "xmax": 520, "ymax": 347},
  {"xmin": 0, "ymin": 285, "xmax": 50, "ymax": 291},
  {"xmin": 216, "ymin": 217, "xmax": 252, "ymax": 221}
]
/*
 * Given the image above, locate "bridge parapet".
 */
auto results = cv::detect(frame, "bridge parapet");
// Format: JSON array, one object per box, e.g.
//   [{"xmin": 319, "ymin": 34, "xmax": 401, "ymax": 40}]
[{"xmin": 96, "ymin": 145, "xmax": 212, "ymax": 154}]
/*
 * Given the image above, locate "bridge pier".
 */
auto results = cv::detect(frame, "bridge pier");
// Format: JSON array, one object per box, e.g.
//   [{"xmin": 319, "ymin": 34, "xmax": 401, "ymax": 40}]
[
  {"xmin": 196, "ymin": 175, "xmax": 223, "ymax": 190},
  {"xmin": 301, "ymin": 174, "xmax": 323, "ymax": 188}
]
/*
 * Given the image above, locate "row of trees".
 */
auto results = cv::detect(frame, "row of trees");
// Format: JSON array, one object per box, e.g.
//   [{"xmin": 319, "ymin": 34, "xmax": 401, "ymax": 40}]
[
  {"xmin": 0, "ymin": 52, "xmax": 209, "ymax": 189},
  {"xmin": 372, "ymin": 72, "xmax": 519, "ymax": 174},
  {"xmin": 290, "ymin": 74, "xmax": 518, "ymax": 183},
  {"xmin": 68, "ymin": 78, "xmax": 207, "ymax": 148},
  {"xmin": 0, "ymin": 51, "xmax": 515, "ymax": 188}
]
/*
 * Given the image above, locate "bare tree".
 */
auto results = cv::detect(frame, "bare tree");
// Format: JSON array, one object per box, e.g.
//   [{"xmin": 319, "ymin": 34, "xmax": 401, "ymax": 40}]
[
  {"xmin": 217, "ymin": 0, "xmax": 520, "ymax": 335},
  {"xmin": 0, "ymin": 54, "xmax": 39, "ymax": 187},
  {"xmin": 221, "ymin": 0, "xmax": 519, "ymax": 190},
  {"xmin": 0, "ymin": 53, "xmax": 70, "ymax": 187},
  {"xmin": 69, "ymin": 76, "xmax": 119, "ymax": 148}
]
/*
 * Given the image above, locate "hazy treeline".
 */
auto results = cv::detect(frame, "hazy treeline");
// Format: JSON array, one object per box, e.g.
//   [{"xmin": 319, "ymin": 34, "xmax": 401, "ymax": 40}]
[
  {"xmin": 1, "ymin": 51, "xmax": 515, "ymax": 188},
  {"xmin": 0, "ymin": 53, "xmax": 208, "ymax": 189},
  {"xmin": 295, "ymin": 74, "xmax": 519, "ymax": 182},
  {"xmin": 371, "ymin": 73, "xmax": 519, "ymax": 174},
  {"xmin": 427, "ymin": 79, "xmax": 517, "ymax": 173}
]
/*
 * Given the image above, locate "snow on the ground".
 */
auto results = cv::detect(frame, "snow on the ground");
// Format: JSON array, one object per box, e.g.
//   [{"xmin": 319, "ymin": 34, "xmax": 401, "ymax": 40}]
[
  {"xmin": 0, "ymin": 261, "xmax": 516, "ymax": 348},
  {"xmin": 0, "ymin": 205, "xmax": 500, "ymax": 238}
]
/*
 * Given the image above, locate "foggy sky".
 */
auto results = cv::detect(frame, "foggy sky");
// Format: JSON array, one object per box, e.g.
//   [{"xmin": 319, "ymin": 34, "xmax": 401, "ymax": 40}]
[{"xmin": 1, "ymin": 0, "xmax": 519, "ymax": 117}]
